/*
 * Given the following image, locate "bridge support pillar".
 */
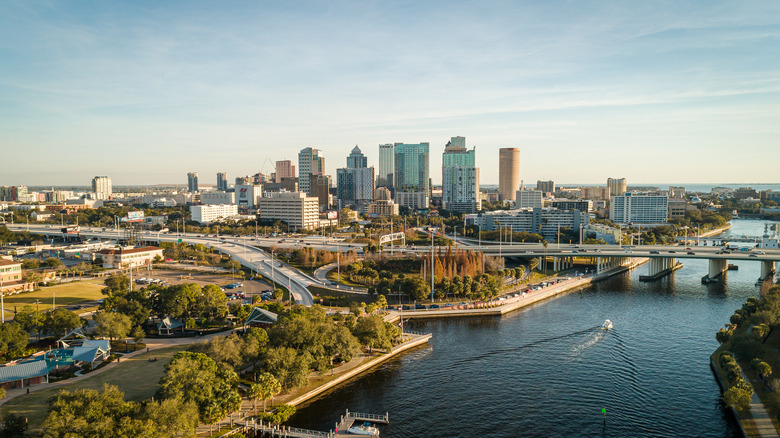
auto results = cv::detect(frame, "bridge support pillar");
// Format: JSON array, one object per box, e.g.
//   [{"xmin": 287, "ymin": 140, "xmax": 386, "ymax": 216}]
[
  {"xmin": 708, "ymin": 259, "xmax": 728, "ymax": 280},
  {"xmin": 761, "ymin": 261, "xmax": 777, "ymax": 280}
]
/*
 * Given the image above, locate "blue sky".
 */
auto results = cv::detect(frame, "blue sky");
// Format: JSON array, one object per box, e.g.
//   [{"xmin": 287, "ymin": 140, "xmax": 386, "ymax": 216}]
[{"xmin": 1, "ymin": 1, "xmax": 779, "ymax": 187}]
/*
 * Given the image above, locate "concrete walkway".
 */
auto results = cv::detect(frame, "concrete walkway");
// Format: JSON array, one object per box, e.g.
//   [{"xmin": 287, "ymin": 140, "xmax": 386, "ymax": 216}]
[{"xmin": 740, "ymin": 368, "xmax": 780, "ymax": 438}]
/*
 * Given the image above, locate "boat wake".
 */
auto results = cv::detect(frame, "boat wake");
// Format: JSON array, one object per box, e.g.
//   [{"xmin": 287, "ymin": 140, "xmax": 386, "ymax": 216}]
[
  {"xmin": 455, "ymin": 326, "xmax": 602, "ymax": 365},
  {"xmin": 566, "ymin": 330, "xmax": 605, "ymax": 360}
]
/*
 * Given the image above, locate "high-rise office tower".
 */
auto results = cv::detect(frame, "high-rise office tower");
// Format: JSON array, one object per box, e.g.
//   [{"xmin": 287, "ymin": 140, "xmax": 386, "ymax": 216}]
[
  {"xmin": 337, "ymin": 146, "xmax": 375, "ymax": 211},
  {"xmin": 91, "ymin": 176, "xmax": 112, "ymax": 200},
  {"xmin": 498, "ymin": 148, "xmax": 520, "ymax": 202},
  {"xmin": 393, "ymin": 143, "xmax": 430, "ymax": 195},
  {"xmin": 275, "ymin": 160, "xmax": 296, "ymax": 183},
  {"xmin": 187, "ymin": 172, "xmax": 199, "ymax": 192},
  {"xmin": 607, "ymin": 178, "xmax": 627, "ymax": 196},
  {"xmin": 442, "ymin": 136, "xmax": 480, "ymax": 213},
  {"xmin": 377, "ymin": 144, "xmax": 394, "ymax": 189},
  {"xmin": 298, "ymin": 148, "xmax": 325, "ymax": 196},
  {"xmin": 216, "ymin": 172, "xmax": 228, "ymax": 191}
]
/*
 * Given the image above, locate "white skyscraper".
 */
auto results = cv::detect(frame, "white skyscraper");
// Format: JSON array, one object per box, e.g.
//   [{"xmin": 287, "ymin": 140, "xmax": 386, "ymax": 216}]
[{"xmin": 91, "ymin": 176, "xmax": 112, "ymax": 200}]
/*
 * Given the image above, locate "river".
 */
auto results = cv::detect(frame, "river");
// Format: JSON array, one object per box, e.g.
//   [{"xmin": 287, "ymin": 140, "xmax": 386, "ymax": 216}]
[{"xmin": 289, "ymin": 220, "xmax": 776, "ymax": 437}]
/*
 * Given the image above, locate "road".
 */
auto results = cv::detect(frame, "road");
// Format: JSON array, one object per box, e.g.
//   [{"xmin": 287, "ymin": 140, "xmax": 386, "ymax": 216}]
[{"xmin": 5, "ymin": 225, "xmax": 319, "ymax": 306}]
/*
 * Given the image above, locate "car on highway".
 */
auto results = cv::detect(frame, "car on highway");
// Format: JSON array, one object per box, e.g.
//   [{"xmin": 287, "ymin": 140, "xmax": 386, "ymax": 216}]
[
  {"xmin": 650, "ymin": 251, "xmax": 660, "ymax": 254},
  {"xmin": 754, "ymin": 251, "xmax": 766, "ymax": 255},
  {"xmin": 749, "ymin": 254, "xmax": 759, "ymax": 258},
  {"xmin": 687, "ymin": 251, "xmax": 696, "ymax": 255}
]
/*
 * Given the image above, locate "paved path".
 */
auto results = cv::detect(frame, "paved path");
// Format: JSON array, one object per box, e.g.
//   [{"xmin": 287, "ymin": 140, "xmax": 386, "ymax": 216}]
[
  {"xmin": 740, "ymin": 368, "xmax": 780, "ymax": 438},
  {"xmin": 312, "ymin": 263, "xmax": 367, "ymax": 294}
]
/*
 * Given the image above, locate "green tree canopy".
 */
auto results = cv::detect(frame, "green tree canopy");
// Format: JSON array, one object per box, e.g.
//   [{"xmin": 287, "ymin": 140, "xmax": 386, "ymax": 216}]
[
  {"xmin": 158, "ymin": 351, "xmax": 241, "ymax": 424},
  {"xmin": 0, "ymin": 323, "xmax": 29, "ymax": 361},
  {"xmin": 44, "ymin": 308, "xmax": 82, "ymax": 337},
  {"xmin": 93, "ymin": 311, "xmax": 133, "ymax": 342}
]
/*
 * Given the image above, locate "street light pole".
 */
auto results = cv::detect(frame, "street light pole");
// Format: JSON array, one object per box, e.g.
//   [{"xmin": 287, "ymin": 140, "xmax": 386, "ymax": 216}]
[{"xmin": 430, "ymin": 228, "xmax": 434, "ymax": 302}]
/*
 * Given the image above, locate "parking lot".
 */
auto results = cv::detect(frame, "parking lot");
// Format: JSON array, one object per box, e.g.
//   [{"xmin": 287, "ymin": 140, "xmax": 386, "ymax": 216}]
[{"xmin": 135, "ymin": 269, "xmax": 274, "ymax": 299}]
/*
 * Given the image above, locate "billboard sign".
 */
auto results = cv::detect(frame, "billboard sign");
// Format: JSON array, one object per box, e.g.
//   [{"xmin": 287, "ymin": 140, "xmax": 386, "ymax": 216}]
[{"xmin": 127, "ymin": 211, "xmax": 144, "ymax": 222}]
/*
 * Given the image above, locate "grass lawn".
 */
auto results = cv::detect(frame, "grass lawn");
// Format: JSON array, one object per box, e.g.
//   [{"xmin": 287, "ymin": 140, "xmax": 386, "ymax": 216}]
[
  {"xmin": 0, "ymin": 345, "xmax": 186, "ymax": 430},
  {"xmin": 2, "ymin": 280, "xmax": 105, "ymax": 319}
]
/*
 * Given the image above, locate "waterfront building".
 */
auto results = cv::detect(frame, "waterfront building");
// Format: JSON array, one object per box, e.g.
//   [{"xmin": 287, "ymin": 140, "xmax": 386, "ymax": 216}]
[
  {"xmin": 190, "ymin": 204, "xmax": 238, "ymax": 224},
  {"xmin": 274, "ymin": 160, "xmax": 296, "ymax": 183},
  {"xmin": 91, "ymin": 176, "xmax": 112, "ymax": 200},
  {"xmin": 609, "ymin": 193, "xmax": 669, "ymax": 224},
  {"xmin": 377, "ymin": 144, "xmax": 395, "ymax": 190},
  {"xmin": 552, "ymin": 200, "xmax": 593, "ymax": 213},
  {"xmin": 259, "ymin": 192, "xmax": 320, "ymax": 231},
  {"xmin": 537, "ymin": 180, "xmax": 555, "ymax": 194},
  {"xmin": 298, "ymin": 147, "xmax": 325, "ymax": 196},
  {"xmin": 187, "ymin": 172, "xmax": 199, "ymax": 192},
  {"xmin": 216, "ymin": 172, "xmax": 228, "ymax": 191},
  {"xmin": 337, "ymin": 146, "xmax": 375, "ymax": 211},
  {"xmin": 607, "ymin": 178, "xmax": 627, "ymax": 196},
  {"xmin": 734, "ymin": 187, "xmax": 757, "ymax": 200},
  {"xmin": 465, "ymin": 207, "xmax": 588, "ymax": 240},
  {"xmin": 514, "ymin": 189, "xmax": 543, "ymax": 209},
  {"xmin": 498, "ymin": 148, "xmax": 520, "ymax": 202}
]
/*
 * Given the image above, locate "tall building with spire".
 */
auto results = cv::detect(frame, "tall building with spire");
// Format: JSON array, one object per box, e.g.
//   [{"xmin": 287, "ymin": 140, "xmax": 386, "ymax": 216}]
[{"xmin": 337, "ymin": 146, "xmax": 375, "ymax": 211}]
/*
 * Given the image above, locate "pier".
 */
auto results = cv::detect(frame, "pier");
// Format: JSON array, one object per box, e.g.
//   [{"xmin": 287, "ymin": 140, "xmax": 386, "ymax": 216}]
[{"xmin": 222, "ymin": 410, "xmax": 389, "ymax": 437}]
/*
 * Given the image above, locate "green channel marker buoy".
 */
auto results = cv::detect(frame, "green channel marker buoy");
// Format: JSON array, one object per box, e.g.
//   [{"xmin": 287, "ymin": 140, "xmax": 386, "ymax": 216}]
[{"xmin": 602, "ymin": 407, "xmax": 606, "ymax": 423}]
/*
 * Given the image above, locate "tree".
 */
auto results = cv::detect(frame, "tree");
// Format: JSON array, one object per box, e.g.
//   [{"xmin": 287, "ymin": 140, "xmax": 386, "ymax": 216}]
[
  {"xmin": 93, "ymin": 311, "xmax": 133, "ymax": 342},
  {"xmin": 273, "ymin": 288, "xmax": 284, "ymax": 301},
  {"xmin": 42, "ymin": 384, "xmax": 158, "ymax": 437},
  {"xmin": 353, "ymin": 315, "xmax": 392, "ymax": 353},
  {"xmin": 723, "ymin": 386, "xmax": 752, "ymax": 412},
  {"xmin": 757, "ymin": 362, "xmax": 772, "ymax": 378},
  {"xmin": 159, "ymin": 351, "xmax": 241, "ymax": 423},
  {"xmin": 250, "ymin": 373, "xmax": 282, "ymax": 413},
  {"xmin": 131, "ymin": 326, "xmax": 146, "ymax": 348},
  {"xmin": 43, "ymin": 257, "xmax": 63, "ymax": 269},
  {"xmin": 14, "ymin": 305, "xmax": 45, "ymax": 338},
  {"xmin": 102, "ymin": 274, "xmax": 130, "ymax": 295},
  {"xmin": 43, "ymin": 309, "xmax": 82, "ymax": 337},
  {"xmin": 196, "ymin": 284, "xmax": 228, "ymax": 321},
  {"xmin": 1, "ymin": 413, "xmax": 28, "ymax": 437},
  {"xmin": 262, "ymin": 347, "xmax": 312, "ymax": 389}
]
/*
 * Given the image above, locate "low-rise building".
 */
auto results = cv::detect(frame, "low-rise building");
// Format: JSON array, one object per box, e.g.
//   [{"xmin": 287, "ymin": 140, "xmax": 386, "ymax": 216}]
[
  {"xmin": 395, "ymin": 190, "xmax": 430, "ymax": 210},
  {"xmin": 552, "ymin": 200, "xmax": 593, "ymax": 213},
  {"xmin": 258, "ymin": 192, "xmax": 320, "ymax": 231},
  {"xmin": 609, "ymin": 193, "xmax": 668, "ymax": 224},
  {"xmin": 201, "ymin": 191, "xmax": 236, "ymax": 205},
  {"xmin": 465, "ymin": 208, "xmax": 588, "ymax": 240},
  {"xmin": 366, "ymin": 200, "xmax": 400, "ymax": 218},
  {"xmin": 190, "ymin": 204, "xmax": 239, "ymax": 224},
  {"xmin": 0, "ymin": 260, "xmax": 26, "ymax": 293},
  {"xmin": 94, "ymin": 246, "xmax": 164, "ymax": 269},
  {"xmin": 515, "ymin": 189, "xmax": 543, "ymax": 209}
]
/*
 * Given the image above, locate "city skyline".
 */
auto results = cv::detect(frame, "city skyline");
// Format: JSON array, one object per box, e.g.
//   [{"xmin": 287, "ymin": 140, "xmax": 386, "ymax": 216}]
[{"xmin": 2, "ymin": 1, "xmax": 779, "ymax": 186}]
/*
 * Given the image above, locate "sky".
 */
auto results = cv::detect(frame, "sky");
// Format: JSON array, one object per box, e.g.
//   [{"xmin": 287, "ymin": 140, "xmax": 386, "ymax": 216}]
[{"xmin": 1, "ymin": 1, "xmax": 779, "ymax": 187}]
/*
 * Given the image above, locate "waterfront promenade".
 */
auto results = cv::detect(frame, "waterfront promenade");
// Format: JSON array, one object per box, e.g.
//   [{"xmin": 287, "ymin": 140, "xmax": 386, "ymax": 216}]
[{"xmin": 385, "ymin": 258, "xmax": 647, "ymax": 323}]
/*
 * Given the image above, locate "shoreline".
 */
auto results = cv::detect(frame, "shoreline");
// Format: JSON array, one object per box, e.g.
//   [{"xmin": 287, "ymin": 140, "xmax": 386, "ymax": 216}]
[{"xmin": 384, "ymin": 258, "xmax": 648, "ymax": 322}]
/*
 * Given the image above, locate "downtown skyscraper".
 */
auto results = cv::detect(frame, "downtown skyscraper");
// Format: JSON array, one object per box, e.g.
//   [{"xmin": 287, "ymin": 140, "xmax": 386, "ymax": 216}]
[{"xmin": 441, "ymin": 136, "xmax": 480, "ymax": 213}]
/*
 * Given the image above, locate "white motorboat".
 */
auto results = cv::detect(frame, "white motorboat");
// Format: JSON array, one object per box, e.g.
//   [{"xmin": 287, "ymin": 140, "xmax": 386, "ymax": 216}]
[
  {"xmin": 602, "ymin": 319, "xmax": 613, "ymax": 330},
  {"xmin": 348, "ymin": 422, "xmax": 380, "ymax": 436}
]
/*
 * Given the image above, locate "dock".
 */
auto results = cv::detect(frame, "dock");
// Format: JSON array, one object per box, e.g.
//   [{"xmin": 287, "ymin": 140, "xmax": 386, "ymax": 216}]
[{"xmin": 225, "ymin": 410, "xmax": 389, "ymax": 437}]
